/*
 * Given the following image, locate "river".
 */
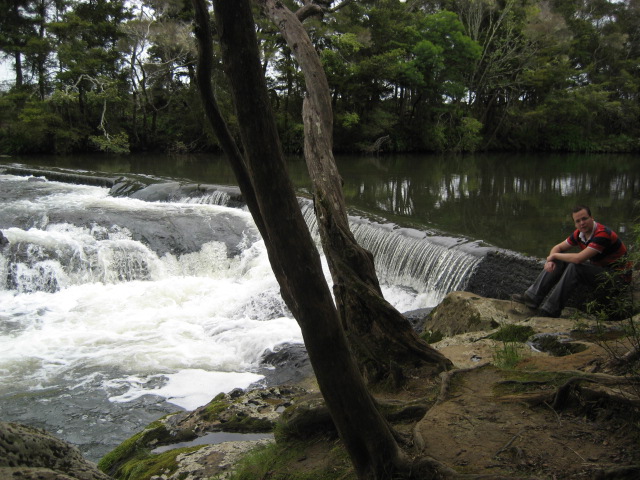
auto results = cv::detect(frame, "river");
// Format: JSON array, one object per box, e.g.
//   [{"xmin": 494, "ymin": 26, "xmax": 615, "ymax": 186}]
[
  {"xmin": 3, "ymin": 152, "xmax": 638, "ymax": 257},
  {"xmin": 0, "ymin": 152, "xmax": 638, "ymax": 462}
]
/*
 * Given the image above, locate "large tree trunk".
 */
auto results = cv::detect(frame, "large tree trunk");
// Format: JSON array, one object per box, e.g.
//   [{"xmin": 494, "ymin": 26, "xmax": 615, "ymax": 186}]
[
  {"xmin": 190, "ymin": 1, "xmax": 426, "ymax": 478},
  {"xmin": 257, "ymin": 0, "xmax": 453, "ymax": 384}
]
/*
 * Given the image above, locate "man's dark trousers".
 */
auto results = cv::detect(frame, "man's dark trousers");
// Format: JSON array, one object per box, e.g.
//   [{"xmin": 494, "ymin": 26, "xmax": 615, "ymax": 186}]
[{"xmin": 525, "ymin": 261, "xmax": 606, "ymax": 316}]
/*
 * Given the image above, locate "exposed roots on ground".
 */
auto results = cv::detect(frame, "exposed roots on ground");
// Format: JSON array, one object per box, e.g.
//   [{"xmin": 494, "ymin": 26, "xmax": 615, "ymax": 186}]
[
  {"xmin": 603, "ymin": 345, "xmax": 640, "ymax": 372},
  {"xmin": 436, "ymin": 363, "xmax": 491, "ymax": 405},
  {"xmin": 551, "ymin": 372, "xmax": 640, "ymax": 410}
]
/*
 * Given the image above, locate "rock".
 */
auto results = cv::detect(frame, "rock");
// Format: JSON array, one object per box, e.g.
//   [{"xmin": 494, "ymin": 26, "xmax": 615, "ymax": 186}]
[
  {"xmin": 403, "ymin": 307, "xmax": 433, "ymax": 332},
  {"xmin": 465, "ymin": 250, "xmax": 541, "ymax": 299},
  {"xmin": 424, "ymin": 291, "xmax": 531, "ymax": 338},
  {"xmin": 0, "ymin": 422, "xmax": 112, "ymax": 480},
  {"xmin": 126, "ymin": 181, "xmax": 244, "ymax": 208},
  {"xmin": 258, "ymin": 343, "xmax": 313, "ymax": 386},
  {"xmin": 147, "ymin": 439, "xmax": 274, "ymax": 480},
  {"xmin": 99, "ymin": 386, "xmax": 306, "ymax": 479},
  {"xmin": 423, "ymin": 291, "xmax": 618, "ymax": 369}
]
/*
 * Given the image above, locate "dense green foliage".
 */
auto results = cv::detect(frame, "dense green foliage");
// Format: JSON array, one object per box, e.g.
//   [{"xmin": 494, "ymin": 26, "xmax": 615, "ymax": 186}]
[{"xmin": 1, "ymin": 0, "xmax": 638, "ymax": 154}]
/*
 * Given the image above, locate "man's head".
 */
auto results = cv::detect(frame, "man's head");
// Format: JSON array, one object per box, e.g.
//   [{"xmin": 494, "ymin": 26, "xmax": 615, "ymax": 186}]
[
  {"xmin": 572, "ymin": 205, "xmax": 592, "ymax": 217},
  {"xmin": 572, "ymin": 205, "xmax": 595, "ymax": 236}
]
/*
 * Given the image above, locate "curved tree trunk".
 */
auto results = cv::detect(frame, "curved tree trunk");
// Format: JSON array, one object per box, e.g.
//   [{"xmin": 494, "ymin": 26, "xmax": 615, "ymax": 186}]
[
  {"xmin": 257, "ymin": 0, "xmax": 453, "ymax": 384},
  {"xmin": 190, "ymin": 1, "xmax": 430, "ymax": 478}
]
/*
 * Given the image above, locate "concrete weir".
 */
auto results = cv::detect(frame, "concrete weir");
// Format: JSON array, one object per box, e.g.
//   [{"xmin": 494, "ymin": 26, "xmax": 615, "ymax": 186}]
[{"xmin": 1, "ymin": 163, "xmax": 541, "ymax": 300}]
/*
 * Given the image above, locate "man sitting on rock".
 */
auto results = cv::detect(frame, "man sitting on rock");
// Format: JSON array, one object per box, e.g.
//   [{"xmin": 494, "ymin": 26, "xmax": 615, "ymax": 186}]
[{"xmin": 512, "ymin": 205, "xmax": 630, "ymax": 318}]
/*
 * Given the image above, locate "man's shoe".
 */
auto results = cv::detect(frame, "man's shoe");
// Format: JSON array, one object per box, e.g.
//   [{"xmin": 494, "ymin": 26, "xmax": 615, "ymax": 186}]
[
  {"xmin": 511, "ymin": 293, "xmax": 538, "ymax": 309},
  {"xmin": 537, "ymin": 308, "xmax": 559, "ymax": 318}
]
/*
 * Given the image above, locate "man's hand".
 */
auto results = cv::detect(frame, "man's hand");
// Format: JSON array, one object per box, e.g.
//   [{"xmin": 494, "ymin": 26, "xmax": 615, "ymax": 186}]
[{"xmin": 544, "ymin": 259, "xmax": 556, "ymax": 272}]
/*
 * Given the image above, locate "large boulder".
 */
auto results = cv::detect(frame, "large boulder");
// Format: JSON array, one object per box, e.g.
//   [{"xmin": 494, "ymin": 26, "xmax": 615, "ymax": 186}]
[
  {"xmin": 424, "ymin": 291, "xmax": 531, "ymax": 338},
  {"xmin": 0, "ymin": 422, "xmax": 112, "ymax": 480}
]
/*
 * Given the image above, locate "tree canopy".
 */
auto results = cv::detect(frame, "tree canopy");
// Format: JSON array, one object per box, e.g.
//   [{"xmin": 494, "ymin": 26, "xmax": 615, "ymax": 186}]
[{"xmin": 1, "ymin": 0, "xmax": 638, "ymax": 155}]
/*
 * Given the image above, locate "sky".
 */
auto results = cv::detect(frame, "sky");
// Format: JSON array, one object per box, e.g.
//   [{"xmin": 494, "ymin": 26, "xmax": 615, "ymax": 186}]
[{"xmin": 0, "ymin": 59, "xmax": 14, "ymax": 88}]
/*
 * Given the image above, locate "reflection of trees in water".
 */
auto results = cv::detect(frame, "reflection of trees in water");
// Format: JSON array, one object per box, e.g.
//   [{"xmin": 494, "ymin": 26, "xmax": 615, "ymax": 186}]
[{"xmin": 341, "ymin": 154, "xmax": 638, "ymax": 258}]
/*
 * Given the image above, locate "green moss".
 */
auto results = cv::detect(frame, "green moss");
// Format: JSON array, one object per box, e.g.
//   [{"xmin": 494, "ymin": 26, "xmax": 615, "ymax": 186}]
[
  {"xmin": 223, "ymin": 413, "xmax": 274, "ymax": 432},
  {"xmin": 97, "ymin": 421, "xmax": 172, "ymax": 477},
  {"xmin": 201, "ymin": 400, "xmax": 228, "ymax": 422},
  {"xmin": 489, "ymin": 325, "xmax": 535, "ymax": 343},
  {"xmin": 97, "ymin": 431, "xmax": 145, "ymax": 474},
  {"xmin": 493, "ymin": 371, "xmax": 577, "ymax": 396},
  {"xmin": 421, "ymin": 329, "xmax": 444, "ymax": 344},
  {"xmin": 117, "ymin": 446, "xmax": 204, "ymax": 480},
  {"xmin": 221, "ymin": 439, "xmax": 354, "ymax": 480}
]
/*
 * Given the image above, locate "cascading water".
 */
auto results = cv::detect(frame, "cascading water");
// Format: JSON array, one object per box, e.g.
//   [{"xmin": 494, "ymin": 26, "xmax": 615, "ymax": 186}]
[
  {"xmin": 300, "ymin": 200, "xmax": 482, "ymax": 306},
  {"xmin": 0, "ymin": 172, "xmax": 483, "ymax": 462},
  {"xmin": 0, "ymin": 174, "xmax": 298, "ymax": 461}
]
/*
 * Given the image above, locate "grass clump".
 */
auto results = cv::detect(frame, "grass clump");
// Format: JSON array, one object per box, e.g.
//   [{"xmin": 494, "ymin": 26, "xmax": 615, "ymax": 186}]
[
  {"xmin": 489, "ymin": 324, "xmax": 535, "ymax": 343},
  {"xmin": 489, "ymin": 324, "xmax": 535, "ymax": 369},
  {"xmin": 493, "ymin": 342, "xmax": 525, "ymax": 369}
]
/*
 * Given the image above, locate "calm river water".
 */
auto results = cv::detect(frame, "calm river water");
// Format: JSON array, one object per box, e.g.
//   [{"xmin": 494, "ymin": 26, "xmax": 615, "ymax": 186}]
[{"xmin": 3, "ymin": 152, "xmax": 638, "ymax": 258}]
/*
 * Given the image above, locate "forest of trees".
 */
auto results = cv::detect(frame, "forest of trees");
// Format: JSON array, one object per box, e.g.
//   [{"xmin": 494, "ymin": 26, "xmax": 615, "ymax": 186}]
[{"xmin": 0, "ymin": 0, "xmax": 639, "ymax": 156}]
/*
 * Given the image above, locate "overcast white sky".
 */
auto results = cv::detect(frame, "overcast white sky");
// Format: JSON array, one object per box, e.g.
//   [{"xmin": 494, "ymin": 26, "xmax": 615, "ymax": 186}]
[{"xmin": 0, "ymin": 59, "xmax": 14, "ymax": 86}]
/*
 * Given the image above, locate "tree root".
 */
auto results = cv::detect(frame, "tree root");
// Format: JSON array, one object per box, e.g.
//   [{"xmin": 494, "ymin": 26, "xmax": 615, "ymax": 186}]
[
  {"xmin": 604, "ymin": 345, "xmax": 640, "ymax": 371},
  {"xmin": 551, "ymin": 371, "xmax": 640, "ymax": 410},
  {"xmin": 593, "ymin": 465, "xmax": 640, "ymax": 479},
  {"xmin": 436, "ymin": 363, "xmax": 491, "ymax": 405}
]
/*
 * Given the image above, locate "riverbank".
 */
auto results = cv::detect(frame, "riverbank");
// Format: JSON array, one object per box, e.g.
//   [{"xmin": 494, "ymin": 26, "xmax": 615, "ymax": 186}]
[
  {"xmin": 101, "ymin": 293, "xmax": 640, "ymax": 479},
  {"xmin": 6, "ymin": 291, "xmax": 637, "ymax": 480}
]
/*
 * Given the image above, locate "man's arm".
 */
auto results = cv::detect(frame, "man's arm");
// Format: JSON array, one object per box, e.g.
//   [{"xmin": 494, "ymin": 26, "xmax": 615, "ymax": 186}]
[
  {"xmin": 546, "ymin": 241, "xmax": 598, "ymax": 267},
  {"xmin": 543, "ymin": 241, "xmax": 595, "ymax": 272}
]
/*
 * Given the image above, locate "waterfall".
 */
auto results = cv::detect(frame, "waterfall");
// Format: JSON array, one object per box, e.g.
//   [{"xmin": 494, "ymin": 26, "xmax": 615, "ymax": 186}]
[
  {"xmin": 178, "ymin": 190, "xmax": 231, "ymax": 206},
  {"xmin": 300, "ymin": 201, "xmax": 482, "ymax": 302}
]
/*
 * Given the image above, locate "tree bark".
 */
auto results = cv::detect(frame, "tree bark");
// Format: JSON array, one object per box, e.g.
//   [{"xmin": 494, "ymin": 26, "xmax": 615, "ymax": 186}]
[
  {"xmin": 256, "ymin": 0, "xmax": 453, "ymax": 384},
  {"xmin": 190, "ymin": 1, "xmax": 430, "ymax": 477}
]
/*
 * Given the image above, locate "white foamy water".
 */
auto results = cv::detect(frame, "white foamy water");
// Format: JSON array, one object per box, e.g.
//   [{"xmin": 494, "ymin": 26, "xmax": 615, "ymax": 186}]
[
  {"xmin": 0, "ymin": 175, "xmax": 305, "ymax": 412},
  {"xmin": 0, "ymin": 173, "xmax": 447, "ymax": 459}
]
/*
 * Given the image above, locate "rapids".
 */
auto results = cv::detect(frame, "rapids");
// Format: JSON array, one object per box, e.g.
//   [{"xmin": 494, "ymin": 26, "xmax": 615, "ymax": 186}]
[{"xmin": 0, "ymin": 172, "xmax": 481, "ymax": 461}]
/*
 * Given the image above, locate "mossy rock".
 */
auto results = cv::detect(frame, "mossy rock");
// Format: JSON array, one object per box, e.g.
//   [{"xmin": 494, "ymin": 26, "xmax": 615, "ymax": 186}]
[
  {"xmin": 425, "ymin": 291, "xmax": 530, "ymax": 338},
  {"xmin": 99, "ymin": 386, "xmax": 308, "ymax": 479},
  {"xmin": 97, "ymin": 421, "xmax": 177, "ymax": 477},
  {"xmin": 111, "ymin": 445, "xmax": 205, "ymax": 480},
  {"xmin": 0, "ymin": 421, "xmax": 112, "ymax": 480}
]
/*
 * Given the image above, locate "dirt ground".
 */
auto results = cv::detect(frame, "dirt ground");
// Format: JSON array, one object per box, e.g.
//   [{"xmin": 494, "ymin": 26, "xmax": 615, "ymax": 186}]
[
  {"xmin": 414, "ymin": 361, "xmax": 638, "ymax": 479},
  {"xmin": 285, "ymin": 313, "xmax": 640, "ymax": 480}
]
